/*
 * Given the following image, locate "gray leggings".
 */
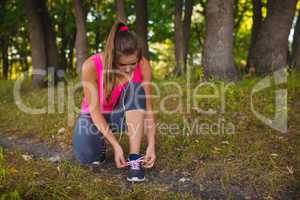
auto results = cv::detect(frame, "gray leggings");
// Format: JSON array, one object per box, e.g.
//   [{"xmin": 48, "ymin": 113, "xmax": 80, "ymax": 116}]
[{"xmin": 72, "ymin": 82, "xmax": 146, "ymax": 164}]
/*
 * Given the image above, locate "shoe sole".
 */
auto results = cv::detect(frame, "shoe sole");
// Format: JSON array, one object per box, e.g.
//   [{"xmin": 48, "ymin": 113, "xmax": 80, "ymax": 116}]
[
  {"xmin": 91, "ymin": 160, "xmax": 105, "ymax": 166},
  {"xmin": 127, "ymin": 177, "xmax": 145, "ymax": 182}
]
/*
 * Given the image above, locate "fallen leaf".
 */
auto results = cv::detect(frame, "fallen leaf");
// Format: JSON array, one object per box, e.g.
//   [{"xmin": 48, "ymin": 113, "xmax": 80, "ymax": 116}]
[{"xmin": 22, "ymin": 154, "xmax": 33, "ymax": 161}]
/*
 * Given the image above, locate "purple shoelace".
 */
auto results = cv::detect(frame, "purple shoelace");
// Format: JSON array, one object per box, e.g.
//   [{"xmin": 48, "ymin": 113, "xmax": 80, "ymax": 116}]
[{"xmin": 127, "ymin": 157, "xmax": 144, "ymax": 170}]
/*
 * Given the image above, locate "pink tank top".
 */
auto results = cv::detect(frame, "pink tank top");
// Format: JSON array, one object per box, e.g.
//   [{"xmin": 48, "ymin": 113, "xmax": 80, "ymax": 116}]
[{"xmin": 80, "ymin": 53, "xmax": 143, "ymax": 113}]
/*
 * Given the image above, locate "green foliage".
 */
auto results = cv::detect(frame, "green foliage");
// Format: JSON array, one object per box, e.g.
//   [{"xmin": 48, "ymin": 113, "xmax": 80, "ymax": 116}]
[
  {"xmin": 0, "ymin": 147, "xmax": 5, "ymax": 180},
  {"xmin": 0, "ymin": 0, "xmax": 263, "ymax": 80},
  {"xmin": 0, "ymin": 191, "xmax": 21, "ymax": 200},
  {"xmin": 233, "ymin": 0, "xmax": 253, "ymax": 71}
]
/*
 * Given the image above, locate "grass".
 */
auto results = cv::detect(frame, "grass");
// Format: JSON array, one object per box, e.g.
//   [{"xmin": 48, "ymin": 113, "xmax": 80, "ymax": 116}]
[
  {"xmin": 0, "ymin": 69, "xmax": 300, "ymax": 199},
  {"xmin": 1, "ymin": 150, "xmax": 193, "ymax": 200}
]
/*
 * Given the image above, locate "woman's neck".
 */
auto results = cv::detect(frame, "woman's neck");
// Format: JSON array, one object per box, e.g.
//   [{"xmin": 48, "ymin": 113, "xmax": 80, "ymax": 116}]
[{"xmin": 115, "ymin": 72, "xmax": 133, "ymax": 85}]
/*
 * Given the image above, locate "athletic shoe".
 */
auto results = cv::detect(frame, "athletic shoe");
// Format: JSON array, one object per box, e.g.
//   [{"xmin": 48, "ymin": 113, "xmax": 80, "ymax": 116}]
[{"xmin": 127, "ymin": 156, "xmax": 145, "ymax": 182}]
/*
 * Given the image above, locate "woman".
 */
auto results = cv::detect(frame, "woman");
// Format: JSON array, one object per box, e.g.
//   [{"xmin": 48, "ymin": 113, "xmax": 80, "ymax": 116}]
[{"xmin": 72, "ymin": 21, "xmax": 156, "ymax": 182}]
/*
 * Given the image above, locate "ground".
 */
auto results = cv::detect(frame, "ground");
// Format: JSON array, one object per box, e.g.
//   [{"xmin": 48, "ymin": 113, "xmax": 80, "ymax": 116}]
[{"xmin": 0, "ymin": 70, "xmax": 299, "ymax": 199}]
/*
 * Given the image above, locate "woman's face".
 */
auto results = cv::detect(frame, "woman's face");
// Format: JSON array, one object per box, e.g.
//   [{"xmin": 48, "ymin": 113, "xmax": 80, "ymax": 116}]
[{"xmin": 116, "ymin": 53, "xmax": 139, "ymax": 74}]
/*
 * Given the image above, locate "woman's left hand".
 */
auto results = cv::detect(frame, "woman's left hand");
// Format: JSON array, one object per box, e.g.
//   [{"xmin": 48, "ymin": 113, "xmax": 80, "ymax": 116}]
[{"xmin": 143, "ymin": 145, "xmax": 156, "ymax": 168}]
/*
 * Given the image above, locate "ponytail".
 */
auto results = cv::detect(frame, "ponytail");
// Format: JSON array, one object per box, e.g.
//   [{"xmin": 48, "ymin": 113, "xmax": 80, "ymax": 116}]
[{"xmin": 102, "ymin": 20, "xmax": 142, "ymax": 101}]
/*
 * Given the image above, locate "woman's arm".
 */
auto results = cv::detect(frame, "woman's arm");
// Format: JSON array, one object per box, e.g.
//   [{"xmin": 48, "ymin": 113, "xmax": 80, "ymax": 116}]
[
  {"xmin": 140, "ymin": 57, "xmax": 156, "ymax": 168},
  {"xmin": 81, "ymin": 57, "xmax": 127, "ymax": 168}
]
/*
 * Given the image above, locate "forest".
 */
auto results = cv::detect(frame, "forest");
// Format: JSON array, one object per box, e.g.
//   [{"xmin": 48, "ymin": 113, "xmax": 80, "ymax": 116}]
[
  {"xmin": 0, "ymin": 0, "xmax": 300, "ymax": 199},
  {"xmin": 1, "ymin": 0, "xmax": 299, "ymax": 83}
]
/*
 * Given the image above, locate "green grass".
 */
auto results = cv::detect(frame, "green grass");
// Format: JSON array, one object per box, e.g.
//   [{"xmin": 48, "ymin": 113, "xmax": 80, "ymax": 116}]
[
  {"xmin": 0, "ymin": 69, "xmax": 300, "ymax": 199},
  {"xmin": 1, "ymin": 149, "xmax": 193, "ymax": 200}
]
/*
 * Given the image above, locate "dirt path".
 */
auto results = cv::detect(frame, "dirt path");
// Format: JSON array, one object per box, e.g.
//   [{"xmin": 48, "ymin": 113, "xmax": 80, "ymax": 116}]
[{"xmin": 0, "ymin": 134, "xmax": 255, "ymax": 199}]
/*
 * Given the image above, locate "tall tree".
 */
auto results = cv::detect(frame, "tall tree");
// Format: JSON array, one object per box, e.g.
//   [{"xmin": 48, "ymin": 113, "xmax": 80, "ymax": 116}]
[
  {"xmin": 38, "ymin": 0, "xmax": 61, "ymax": 83},
  {"xmin": 94, "ymin": 15, "xmax": 101, "ymax": 53},
  {"xmin": 135, "ymin": 0, "xmax": 149, "ymax": 59},
  {"xmin": 0, "ymin": 2, "xmax": 9, "ymax": 80},
  {"xmin": 183, "ymin": 0, "xmax": 194, "ymax": 68},
  {"xmin": 174, "ymin": 0, "xmax": 184, "ymax": 75},
  {"xmin": 249, "ymin": 0, "xmax": 297, "ymax": 75},
  {"xmin": 24, "ymin": 0, "xmax": 47, "ymax": 87},
  {"xmin": 202, "ymin": 0, "xmax": 237, "ymax": 80},
  {"xmin": 52, "ymin": 0, "xmax": 76, "ymax": 74},
  {"xmin": 246, "ymin": 0, "xmax": 263, "ymax": 72},
  {"xmin": 59, "ymin": 7, "xmax": 68, "ymax": 72},
  {"xmin": 0, "ymin": 36, "xmax": 9, "ymax": 80},
  {"xmin": 68, "ymin": 32, "xmax": 76, "ymax": 72},
  {"xmin": 73, "ymin": 0, "xmax": 88, "ymax": 76},
  {"xmin": 291, "ymin": 10, "xmax": 300, "ymax": 70},
  {"xmin": 116, "ymin": 0, "xmax": 126, "ymax": 22}
]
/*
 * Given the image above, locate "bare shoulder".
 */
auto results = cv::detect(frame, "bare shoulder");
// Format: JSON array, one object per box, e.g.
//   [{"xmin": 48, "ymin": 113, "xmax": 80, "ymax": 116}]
[
  {"xmin": 81, "ymin": 55, "xmax": 97, "ymax": 80},
  {"xmin": 139, "ymin": 56, "xmax": 151, "ymax": 70},
  {"xmin": 139, "ymin": 56, "xmax": 152, "ymax": 80},
  {"xmin": 140, "ymin": 56, "xmax": 150, "ymax": 66}
]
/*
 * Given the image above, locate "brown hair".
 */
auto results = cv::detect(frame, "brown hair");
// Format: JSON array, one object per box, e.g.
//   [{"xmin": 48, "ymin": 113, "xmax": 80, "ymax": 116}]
[{"xmin": 102, "ymin": 20, "xmax": 142, "ymax": 101}]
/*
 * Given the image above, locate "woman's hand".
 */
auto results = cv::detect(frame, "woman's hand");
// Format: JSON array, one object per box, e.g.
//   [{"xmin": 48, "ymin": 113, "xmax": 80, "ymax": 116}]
[
  {"xmin": 113, "ymin": 144, "xmax": 127, "ymax": 168},
  {"xmin": 143, "ymin": 145, "xmax": 156, "ymax": 168}
]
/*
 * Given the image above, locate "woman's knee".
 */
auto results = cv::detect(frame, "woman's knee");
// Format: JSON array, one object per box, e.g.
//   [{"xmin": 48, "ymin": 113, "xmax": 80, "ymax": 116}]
[
  {"xmin": 124, "ymin": 82, "xmax": 146, "ymax": 110},
  {"xmin": 73, "ymin": 138, "xmax": 106, "ymax": 164},
  {"xmin": 73, "ymin": 145, "xmax": 105, "ymax": 164},
  {"xmin": 72, "ymin": 114, "xmax": 106, "ymax": 164}
]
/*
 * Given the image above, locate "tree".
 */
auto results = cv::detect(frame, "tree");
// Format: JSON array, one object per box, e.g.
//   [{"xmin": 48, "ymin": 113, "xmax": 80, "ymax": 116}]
[
  {"xmin": 202, "ymin": 0, "xmax": 237, "ymax": 80},
  {"xmin": 0, "ymin": 36, "xmax": 9, "ymax": 80},
  {"xmin": 38, "ymin": 0, "xmax": 61, "ymax": 84},
  {"xmin": 246, "ymin": 0, "xmax": 263, "ymax": 72},
  {"xmin": 24, "ymin": 0, "xmax": 48, "ymax": 87},
  {"xmin": 73, "ymin": 0, "xmax": 88, "ymax": 77},
  {"xmin": 0, "ymin": 1, "xmax": 10, "ymax": 80},
  {"xmin": 174, "ymin": 0, "xmax": 194, "ymax": 75},
  {"xmin": 135, "ymin": 0, "xmax": 149, "ymax": 59},
  {"xmin": 183, "ymin": 0, "xmax": 194, "ymax": 68},
  {"xmin": 25, "ymin": 0, "xmax": 61, "ymax": 86},
  {"xmin": 291, "ymin": 10, "xmax": 300, "ymax": 70},
  {"xmin": 116, "ymin": 0, "xmax": 126, "ymax": 22},
  {"xmin": 174, "ymin": 0, "xmax": 184, "ymax": 75},
  {"xmin": 50, "ymin": 0, "xmax": 77, "ymax": 75},
  {"xmin": 249, "ymin": 0, "xmax": 297, "ymax": 75}
]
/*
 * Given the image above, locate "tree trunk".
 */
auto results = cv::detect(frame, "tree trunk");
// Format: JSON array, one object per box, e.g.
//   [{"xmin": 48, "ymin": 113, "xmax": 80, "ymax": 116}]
[
  {"xmin": 59, "ymin": 9, "xmax": 68, "ymax": 72},
  {"xmin": 95, "ymin": 30, "xmax": 101, "ymax": 52},
  {"xmin": 174, "ymin": 0, "xmax": 184, "ymax": 75},
  {"xmin": 38, "ymin": 0, "xmax": 61, "ymax": 84},
  {"xmin": 94, "ymin": 15, "xmax": 101, "ymax": 53},
  {"xmin": 183, "ymin": 0, "xmax": 194, "ymax": 68},
  {"xmin": 202, "ymin": 0, "xmax": 237, "ymax": 80},
  {"xmin": 250, "ymin": 0, "xmax": 297, "ymax": 75},
  {"xmin": 246, "ymin": 0, "xmax": 263, "ymax": 72},
  {"xmin": 67, "ymin": 32, "xmax": 76, "ymax": 74},
  {"xmin": 39, "ymin": 0, "xmax": 59, "ymax": 68},
  {"xmin": 291, "ymin": 11, "xmax": 300, "ymax": 70},
  {"xmin": 1, "ymin": 36, "xmax": 9, "ymax": 80},
  {"xmin": 73, "ymin": 0, "xmax": 88, "ymax": 77},
  {"xmin": 135, "ymin": 0, "xmax": 149, "ymax": 59},
  {"xmin": 24, "ymin": 0, "xmax": 47, "ymax": 87},
  {"xmin": 116, "ymin": 0, "xmax": 126, "ymax": 22}
]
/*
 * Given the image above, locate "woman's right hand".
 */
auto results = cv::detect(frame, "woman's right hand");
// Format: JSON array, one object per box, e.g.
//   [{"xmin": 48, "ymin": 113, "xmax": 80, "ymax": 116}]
[{"xmin": 113, "ymin": 144, "xmax": 127, "ymax": 168}]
